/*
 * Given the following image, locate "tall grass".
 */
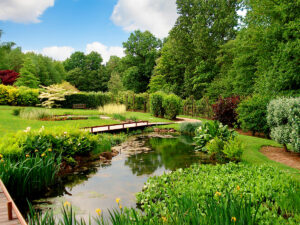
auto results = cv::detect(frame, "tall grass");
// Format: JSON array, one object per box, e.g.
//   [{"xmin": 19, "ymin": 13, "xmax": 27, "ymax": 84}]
[
  {"xmin": 27, "ymin": 192, "xmax": 261, "ymax": 225},
  {"xmin": 99, "ymin": 104, "xmax": 126, "ymax": 115},
  {"xmin": 19, "ymin": 108, "xmax": 54, "ymax": 120},
  {"xmin": 0, "ymin": 154, "xmax": 61, "ymax": 199}
]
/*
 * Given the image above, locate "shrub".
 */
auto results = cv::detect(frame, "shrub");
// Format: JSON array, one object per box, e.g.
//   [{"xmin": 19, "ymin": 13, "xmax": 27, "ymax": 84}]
[
  {"xmin": 237, "ymin": 95, "xmax": 271, "ymax": 136},
  {"xmin": 12, "ymin": 108, "xmax": 22, "ymax": 116},
  {"xmin": 179, "ymin": 122, "xmax": 202, "ymax": 135},
  {"xmin": 163, "ymin": 93, "xmax": 182, "ymax": 119},
  {"xmin": 267, "ymin": 97, "xmax": 300, "ymax": 152},
  {"xmin": 0, "ymin": 84, "xmax": 39, "ymax": 106},
  {"xmin": 212, "ymin": 96, "xmax": 240, "ymax": 127},
  {"xmin": 150, "ymin": 92, "xmax": 165, "ymax": 117},
  {"xmin": 61, "ymin": 92, "xmax": 111, "ymax": 109},
  {"xmin": 112, "ymin": 113, "xmax": 127, "ymax": 121},
  {"xmin": 19, "ymin": 108, "xmax": 53, "ymax": 120},
  {"xmin": 137, "ymin": 163, "xmax": 298, "ymax": 224},
  {"xmin": 99, "ymin": 103, "xmax": 126, "ymax": 115},
  {"xmin": 0, "ymin": 70, "xmax": 19, "ymax": 85},
  {"xmin": 194, "ymin": 121, "xmax": 236, "ymax": 152}
]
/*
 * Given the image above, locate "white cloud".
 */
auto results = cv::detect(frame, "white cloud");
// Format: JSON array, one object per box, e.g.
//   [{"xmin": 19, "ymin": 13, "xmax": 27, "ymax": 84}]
[
  {"xmin": 86, "ymin": 42, "xmax": 125, "ymax": 64},
  {"xmin": 41, "ymin": 46, "xmax": 75, "ymax": 61},
  {"xmin": 111, "ymin": 0, "xmax": 178, "ymax": 39},
  {"xmin": 0, "ymin": 0, "xmax": 55, "ymax": 23}
]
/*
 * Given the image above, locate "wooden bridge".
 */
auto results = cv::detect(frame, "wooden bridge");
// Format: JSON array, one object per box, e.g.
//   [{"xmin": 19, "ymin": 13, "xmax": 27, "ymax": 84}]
[
  {"xmin": 0, "ymin": 180, "xmax": 27, "ymax": 225},
  {"xmin": 84, "ymin": 121, "xmax": 173, "ymax": 133}
]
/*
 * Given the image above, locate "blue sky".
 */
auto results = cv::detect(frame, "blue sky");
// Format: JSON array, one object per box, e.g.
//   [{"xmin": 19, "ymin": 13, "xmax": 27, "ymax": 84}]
[{"xmin": 0, "ymin": 0, "xmax": 178, "ymax": 62}]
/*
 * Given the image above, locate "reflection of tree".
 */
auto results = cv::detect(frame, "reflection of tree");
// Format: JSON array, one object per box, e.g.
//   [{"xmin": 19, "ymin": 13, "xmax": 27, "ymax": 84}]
[{"xmin": 124, "ymin": 137, "xmax": 202, "ymax": 176}]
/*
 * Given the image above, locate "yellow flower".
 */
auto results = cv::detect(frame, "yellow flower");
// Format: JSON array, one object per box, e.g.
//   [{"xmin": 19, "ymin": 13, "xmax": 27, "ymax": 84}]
[
  {"xmin": 215, "ymin": 191, "xmax": 222, "ymax": 197},
  {"xmin": 119, "ymin": 204, "xmax": 122, "ymax": 209},
  {"xmin": 64, "ymin": 201, "xmax": 71, "ymax": 208},
  {"xmin": 0, "ymin": 154, "xmax": 3, "ymax": 159},
  {"xmin": 231, "ymin": 217, "xmax": 237, "ymax": 222},
  {"xmin": 162, "ymin": 216, "xmax": 167, "ymax": 222},
  {"xmin": 1, "ymin": 159, "xmax": 4, "ymax": 163},
  {"xmin": 116, "ymin": 198, "xmax": 120, "ymax": 204},
  {"xmin": 26, "ymin": 154, "xmax": 30, "ymax": 158},
  {"xmin": 95, "ymin": 208, "xmax": 102, "ymax": 216},
  {"xmin": 237, "ymin": 185, "xmax": 240, "ymax": 191},
  {"xmin": 41, "ymin": 153, "xmax": 46, "ymax": 157},
  {"xmin": 48, "ymin": 148, "xmax": 52, "ymax": 152},
  {"xmin": 35, "ymin": 149, "xmax": 39, "ymax": 153}
]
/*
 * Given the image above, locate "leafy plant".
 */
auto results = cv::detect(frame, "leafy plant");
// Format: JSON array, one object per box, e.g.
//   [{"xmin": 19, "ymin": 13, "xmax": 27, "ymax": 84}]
[
  {"xmin": 237, "ymin": 94, "xmax": 271, "ymax": 136},
  {"xmin": 150, "ymin": 92, "xmax": 165, "ymax": 117},
  {"xmin": 162, "ymin": 93, "xmax": 182, "ymax": 120},
  {"xmin": 194, "ymin": 120, "xmax": 236, "ymax": 152},
  {"xmin": 113, "ymin": 113, "xmax": 127, "ymax": 121},
  {"xmin": 212, "ymin": 96, "xmax": 240, "ymax": 127},
  {"xmin": 179, "ymin": 122, "xmax": 202, "ymax": 135}
]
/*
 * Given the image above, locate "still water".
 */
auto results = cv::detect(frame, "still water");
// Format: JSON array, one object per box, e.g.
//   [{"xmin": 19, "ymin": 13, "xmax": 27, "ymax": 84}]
[{"xmin": 33, "ymin": 134, "xmax": 211, "ymax": 220}]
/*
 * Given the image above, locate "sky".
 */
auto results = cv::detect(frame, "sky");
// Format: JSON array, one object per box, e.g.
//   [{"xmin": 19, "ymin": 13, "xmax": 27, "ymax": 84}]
[{"xmin": 0, "ymin": 0, "xmax": 178, "ymax": 63}]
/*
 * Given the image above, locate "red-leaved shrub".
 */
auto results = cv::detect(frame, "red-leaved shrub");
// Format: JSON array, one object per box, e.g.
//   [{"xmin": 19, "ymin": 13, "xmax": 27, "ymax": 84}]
[
  {"xmin": 212, "ymin": 96, "xmax": 240, "ymax": 127},
  {"xmin": 0, "ymin": 70, "xmax": 19, "ymax": 85}
]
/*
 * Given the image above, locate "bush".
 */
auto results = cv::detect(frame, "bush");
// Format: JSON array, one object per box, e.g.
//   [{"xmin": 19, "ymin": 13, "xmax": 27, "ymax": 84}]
[
  {"xmin": 179, "ymin": 122, "xmax": 202, "ymax": 135},
  {"xmin": 212, "ymin": 96, "xmax": 240, "ymax": 127},
  {"xmin": 150, "ymin": 92, "xmax": 165, "ymax": 117},
  {"xmin": 137, "ymin": 163, "xmax": 299, "ymax": 224},
  {"xmin": 163, "ymin": 93, "xmax": 182, "ymax": 119},
  {"xmin": 60, "ymin": 92, "xmax": 111, "ymax": 109},
  {"xmin": 194, "ymin": 120, "xmax": 236, "ymax": 152},
  {"xmin": 267, "ymin": 97, "xmax": 300, "ymax": 152},
  {"xmin": 237, "ymin": 94, "xmax": 271, "ymax": 136},
  {"xmin": 112, "ymin": 113, "xmax": 127, "ymax": 121},
  {"xmin": 0, "ymin": 84, "xmax": 39, "ymax": 106}
]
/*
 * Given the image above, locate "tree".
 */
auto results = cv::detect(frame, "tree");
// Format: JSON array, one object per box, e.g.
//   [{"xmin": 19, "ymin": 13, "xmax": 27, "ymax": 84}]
[
  {"xmin": 122, "ymin": 30, "xmax": 162, "ymax": 93},
  {"xmin": 0, "ymin": 70, "xmax": 19, "ymax": 85},
  {"xmin": 108, "ymin": 72, "xmax": 124, "ymax": 95},
  {"xmin": 65, "ymin": 51, "xmax": 109, "ymax": 92},
  {"xmin": 155, "ymin": 0, "xmax": 241, "ymax": 99},
  {"xmin": 15, "ymin": 57, "xmax": 40, "ymax": 88}
]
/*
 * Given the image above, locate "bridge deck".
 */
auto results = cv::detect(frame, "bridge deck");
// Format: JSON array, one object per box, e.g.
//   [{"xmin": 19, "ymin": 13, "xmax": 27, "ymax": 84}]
[{"xmin": 0, "ymin": 180, "xmax": 27, "ymax": 225}]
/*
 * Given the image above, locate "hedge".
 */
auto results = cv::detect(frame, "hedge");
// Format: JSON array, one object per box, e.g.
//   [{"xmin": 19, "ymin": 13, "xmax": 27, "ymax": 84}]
[
  {"xmin": 0, "ymin": 84, "xmax": 39, "ymax": 106},
  {"xmin": 60, "ymin": 92, "xmax": 112, "ymax": 109}
]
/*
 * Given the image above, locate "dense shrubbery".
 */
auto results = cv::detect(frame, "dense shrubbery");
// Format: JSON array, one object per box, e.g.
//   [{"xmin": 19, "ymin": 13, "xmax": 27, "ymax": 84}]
[
  {"xmin": 237, "ymin": 95, "xmax": 271, "ymax": 136},
  {"xmin": 0, "ymin": 127, "xmax": 126, "ymax": 161},
  {"xmin": 150, "ymin": 92, "xmax": 165, "ymax": 117},
  {"xmin": 212, "ymin": 96, "xmax": 240, "ymax": 127},
  {"xmin": 0, "ymin": 70, "xmax": 19, "ymax": 85},
  {"xmin": 267, "ymin": 97, "xmax": 300, "ymax": 152},
  {"xmin": 150, "ymin": 92, "xmax": 182, "ymax": 119},
  {"xmin": 136, "ymin": 163, "xmax": 299, "ymax": 224},
  {"xmin": 60, "ymin": 92, "xmax": 112, "ymax": 109},
  {"xmin": 0, "ymin": 84, "xmax": 39, "ymax": 106},
  {"xmin": 163, "ymin": 94, "xmax": 182, "ymax": 119}
]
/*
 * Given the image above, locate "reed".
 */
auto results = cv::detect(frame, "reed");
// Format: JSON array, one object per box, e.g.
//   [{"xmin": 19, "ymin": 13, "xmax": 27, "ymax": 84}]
[{"xmin": 99, "ymin": 104, "xmax": 126, "ymax": 115}]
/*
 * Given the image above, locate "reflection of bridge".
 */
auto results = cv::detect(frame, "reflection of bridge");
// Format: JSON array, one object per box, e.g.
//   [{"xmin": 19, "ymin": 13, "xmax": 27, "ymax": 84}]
[
  {"xmin": 84, "ymin": 121, "xmax": 173, "ymax": 133},
  {"xmin": 0, "ymin": 179, "xmax": 27, "ymax": 225}
]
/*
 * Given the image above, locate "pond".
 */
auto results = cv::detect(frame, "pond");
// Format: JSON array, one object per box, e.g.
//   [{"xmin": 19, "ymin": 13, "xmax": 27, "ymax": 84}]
[{"xmin": 32, "ymin": 134, "xmax": 212, "ymax": 221}]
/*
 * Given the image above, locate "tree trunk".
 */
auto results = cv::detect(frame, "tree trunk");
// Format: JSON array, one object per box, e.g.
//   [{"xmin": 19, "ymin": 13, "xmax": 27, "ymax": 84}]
[{"xmin": 283, "ymin": 143, "xmax": 288, "ymax": 152}]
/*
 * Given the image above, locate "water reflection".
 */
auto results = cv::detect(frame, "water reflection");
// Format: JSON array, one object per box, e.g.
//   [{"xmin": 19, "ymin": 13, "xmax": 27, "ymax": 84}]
[{"xmin": 33, "ymin": 134, "xmax": 212, "ymax": 220}]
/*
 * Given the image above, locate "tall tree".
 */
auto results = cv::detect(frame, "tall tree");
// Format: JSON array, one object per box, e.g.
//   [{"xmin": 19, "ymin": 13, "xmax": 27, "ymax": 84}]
[
  {"xmin": 154, "ymin": 0, "xmax": 240, "ymax": 99},
  {"xmin": 15, "ymin": 57, "xmax": 40, "ymax": 88},
  {"xmin": 122, "ymin": 30, "xmax": 162, "ymax": 93}
]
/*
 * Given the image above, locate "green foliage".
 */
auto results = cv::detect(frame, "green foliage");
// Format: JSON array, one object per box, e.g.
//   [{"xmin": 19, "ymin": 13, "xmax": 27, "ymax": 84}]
[
  {"xmin": 113, "ymin": 113, "xmax": 127, "ymax": 121},
  {"xmin": 0, "ymin": 84, "xmax": 39, "ymax": 106},
  {"xmin": 108, "ymin": 72, "xmax": 124, "ymax": 95},
  {"xmin": 61, "ymin": 92, "xmax": 112, "ymax": 109},
  {"xmin": 267, "ymin": 97, "xmax": 300, "ymax": 152},
  {"xmin": 222, "ymin": 138, "xmax": 244, "ymax": 161},
  {"xmin": 137, "ymin": 163, "xmax": 299, "ymax": 224},
  {"xmin": 194, "ymin": 121, "xmax": 236, "ymax": 152},
  {"xmin": 150, "ymin": 92, "xmax": 165, "ymax": 117},
  {"xmin": 65, "ymin": 51, "xmax": 109, "ymax": 92},
  {"xmin": 15, "ymin": 56, "xmax": 40, "ymax": 88},
  {"xmin": 162, "ymin": 93, "xmax": 182, "ymax": 120},
  {"xmin": 0, "ymin": 154, "xmax": 61, "ymax": 199},
  {"xmin": 179, "ymin": 122, "xmax": 202, "ymax": 135},
  {"xmin": 237, "ymin": 95, "xmax": 271, "ymax": 136},
  {"xmin": 121, "ymin": 30, "xmax": 162, "ymax": 93}
]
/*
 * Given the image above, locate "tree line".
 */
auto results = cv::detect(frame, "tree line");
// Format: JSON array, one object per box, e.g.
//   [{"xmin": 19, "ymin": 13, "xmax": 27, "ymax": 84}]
[{"xmin": 1, "ymin": 0, "xmax": 299, "ymax": 100}]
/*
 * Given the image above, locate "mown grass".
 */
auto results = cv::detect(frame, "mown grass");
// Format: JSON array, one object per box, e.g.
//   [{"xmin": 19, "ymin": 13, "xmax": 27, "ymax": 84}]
[{"xmin": 0, "ymin": 106, "xmax": 118, "ymax": 137}]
